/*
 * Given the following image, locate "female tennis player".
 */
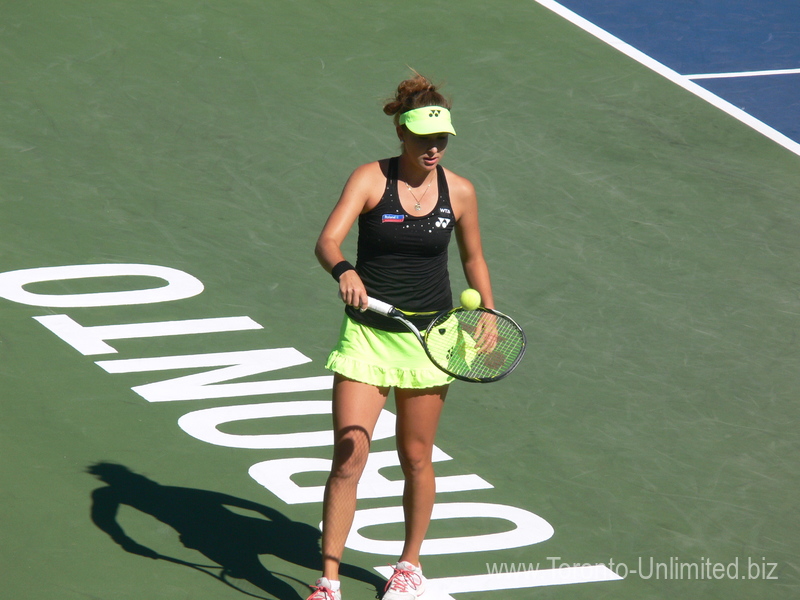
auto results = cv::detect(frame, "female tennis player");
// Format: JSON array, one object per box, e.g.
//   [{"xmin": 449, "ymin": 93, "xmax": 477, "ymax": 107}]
[{"xmin": 309, "ymin": 72, "xmax": 494, "ymax": 600}]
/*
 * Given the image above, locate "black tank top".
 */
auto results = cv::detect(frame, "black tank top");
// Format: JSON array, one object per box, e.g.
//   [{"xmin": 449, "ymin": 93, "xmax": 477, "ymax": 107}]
[{"xmin": 346, "ymin": 157, "xmax": 455, "ymax": 332}]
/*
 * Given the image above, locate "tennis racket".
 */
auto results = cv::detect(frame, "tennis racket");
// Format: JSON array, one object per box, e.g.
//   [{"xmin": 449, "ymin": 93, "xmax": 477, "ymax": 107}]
[{"xmin": 364, "ymin": 296, "xmax": 526, "ymax": 383}]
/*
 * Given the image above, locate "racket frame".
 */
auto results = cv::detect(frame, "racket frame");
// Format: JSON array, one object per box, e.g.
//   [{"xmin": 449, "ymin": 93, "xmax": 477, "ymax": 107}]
[{"xmin": 366, "ymin": 296, "xmax": 526, "ymax": 383}]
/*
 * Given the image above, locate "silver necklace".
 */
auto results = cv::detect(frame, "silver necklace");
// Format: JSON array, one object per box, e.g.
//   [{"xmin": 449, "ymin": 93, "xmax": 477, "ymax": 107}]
[{"xmin": 404, "ymin": 172, "xmax": 434, "ymax": 211}]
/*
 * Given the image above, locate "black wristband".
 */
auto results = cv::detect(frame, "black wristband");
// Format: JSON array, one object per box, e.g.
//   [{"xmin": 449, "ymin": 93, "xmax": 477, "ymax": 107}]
[{"xmin": 331, "ymin": 260, "xmax": 355, "ymax": 282}]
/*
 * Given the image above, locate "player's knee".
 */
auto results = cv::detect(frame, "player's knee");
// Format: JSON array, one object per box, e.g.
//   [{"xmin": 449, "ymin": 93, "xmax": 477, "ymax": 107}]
[
  {"xmin": 330, "ymin": 456, "xmax": 368, "ymax": 481},
  {"xmin": 397, "ymin": 445, "xmax": 433, "ymax": 478},
  {"xmin": 331, "ymin": 427, "xmax": 371, "ymax": 479}
]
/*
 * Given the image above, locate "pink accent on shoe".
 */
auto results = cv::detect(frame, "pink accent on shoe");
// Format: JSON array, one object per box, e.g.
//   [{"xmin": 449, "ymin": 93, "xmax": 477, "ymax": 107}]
[
  {"xmin": 306, "ymin": 577, "xmax": 341, "ymax": 600},
  {"xmin": 383, "ymin": 562, "xmax": 426, "ymax": 599}
]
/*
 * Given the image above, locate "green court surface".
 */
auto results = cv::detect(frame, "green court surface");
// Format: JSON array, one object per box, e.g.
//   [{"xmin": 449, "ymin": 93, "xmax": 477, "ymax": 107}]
[{"xmin": 2, "ymin": 2, "xmax": 799, "ymax": 599}]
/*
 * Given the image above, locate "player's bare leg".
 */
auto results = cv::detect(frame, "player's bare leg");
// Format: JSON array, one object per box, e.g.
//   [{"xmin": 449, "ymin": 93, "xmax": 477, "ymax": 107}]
[
  {"xmin": 380, "ymin": 385, "xmax": 447, "ymax": 600},
  {"xmin": 320, "ymin": 376, "xmax": 388, "ymax": 582}
]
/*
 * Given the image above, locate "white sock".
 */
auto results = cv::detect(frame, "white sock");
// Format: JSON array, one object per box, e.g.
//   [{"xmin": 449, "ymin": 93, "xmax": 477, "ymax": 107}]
[
  {"xmin": 325, "ymin": 578, "xmax": 341, "ymax": 592},
  {"xmin": 398, "ymin": 561, "xmax": 423, "ymax": 574}
]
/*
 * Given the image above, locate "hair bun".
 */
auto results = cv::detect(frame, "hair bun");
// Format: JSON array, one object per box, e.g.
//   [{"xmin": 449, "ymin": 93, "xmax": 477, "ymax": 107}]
[{"xmin": 383, "ymin": 71, "xmax": 451, "ymax": 121}]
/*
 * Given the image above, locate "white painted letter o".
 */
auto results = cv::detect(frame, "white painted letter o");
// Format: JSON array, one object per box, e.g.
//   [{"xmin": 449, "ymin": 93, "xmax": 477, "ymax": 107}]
[
  {"xmin": 0, "ymin": 263, "xmax": 203, "ymax": 307},
  {"xmin": 178, "ymin": 401, "xmax": 396, "ymax": 449},
  {"xmin": 344, "ymin": 502, "xmax": 554, "ymax": 555}
]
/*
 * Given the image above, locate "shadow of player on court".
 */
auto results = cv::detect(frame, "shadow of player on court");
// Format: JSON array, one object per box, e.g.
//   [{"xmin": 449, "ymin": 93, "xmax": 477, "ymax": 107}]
[{"xmin": 87, "ymin": 462, "xmax": 383, "ymax": 600}]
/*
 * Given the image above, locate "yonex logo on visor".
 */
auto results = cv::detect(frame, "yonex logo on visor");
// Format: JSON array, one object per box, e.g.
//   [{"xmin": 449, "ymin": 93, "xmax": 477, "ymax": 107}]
[{"xmin": 399, "ymin": 106, "xmax": 456, "ymax": 136}]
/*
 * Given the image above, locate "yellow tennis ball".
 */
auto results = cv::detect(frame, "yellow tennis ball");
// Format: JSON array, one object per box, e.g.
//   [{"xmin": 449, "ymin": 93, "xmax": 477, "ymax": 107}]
[{"xmin": 460, "ymin": 288, "xmax": 482, "ymax": 310}]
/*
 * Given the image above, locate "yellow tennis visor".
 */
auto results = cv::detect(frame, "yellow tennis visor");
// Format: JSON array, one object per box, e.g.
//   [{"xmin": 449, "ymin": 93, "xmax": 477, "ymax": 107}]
[{"xmin": 398, "ymin": 106, "xmax": 457, "ymax": 136}]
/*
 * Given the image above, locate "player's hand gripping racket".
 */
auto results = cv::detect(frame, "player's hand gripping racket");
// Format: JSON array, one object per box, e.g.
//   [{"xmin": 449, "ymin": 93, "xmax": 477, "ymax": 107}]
[{"xmin": 365, "ymin": 296, "xmax": 526, "ymax": 383}]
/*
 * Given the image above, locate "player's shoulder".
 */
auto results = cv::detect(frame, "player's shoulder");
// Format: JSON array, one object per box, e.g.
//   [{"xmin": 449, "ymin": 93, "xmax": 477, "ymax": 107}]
[
  {"xmin": 347, "ymin": 159, "xmax": 390, "ymax": 187},
  {"xmin": 441, "ymin": 166, "xmax": 476, "ymax": 200},
  {"xmin": 351, "ymin": 158, "xmax": 394, "ymax": 177}
]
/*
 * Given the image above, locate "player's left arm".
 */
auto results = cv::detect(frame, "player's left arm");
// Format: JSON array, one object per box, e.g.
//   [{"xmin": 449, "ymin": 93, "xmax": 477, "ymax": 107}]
[{"xmin": 450, "ymin": 172, "xmax": 495, "ymax": 310}]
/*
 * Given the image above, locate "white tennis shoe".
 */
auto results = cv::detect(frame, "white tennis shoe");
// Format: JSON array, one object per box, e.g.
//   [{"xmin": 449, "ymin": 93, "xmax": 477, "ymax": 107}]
[
  {"xmin": 382, "ymin": 561, "xmax": 427, "ymax": 600},
  {"xmin": 306, "ymin": 577, "xmax": 341, "ymax": 600}
]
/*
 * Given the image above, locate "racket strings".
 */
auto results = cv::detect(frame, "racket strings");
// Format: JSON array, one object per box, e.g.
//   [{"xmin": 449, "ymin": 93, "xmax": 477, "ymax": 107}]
[{"xmin": 425, "ymin": 310, "xmax": 525, "ymax": 381}]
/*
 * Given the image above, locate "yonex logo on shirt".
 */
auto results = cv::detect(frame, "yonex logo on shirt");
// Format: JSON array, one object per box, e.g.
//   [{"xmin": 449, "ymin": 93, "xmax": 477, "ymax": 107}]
[{"xmin": 435, "ymin": 217, "xmax": 451, "ymax": 228}]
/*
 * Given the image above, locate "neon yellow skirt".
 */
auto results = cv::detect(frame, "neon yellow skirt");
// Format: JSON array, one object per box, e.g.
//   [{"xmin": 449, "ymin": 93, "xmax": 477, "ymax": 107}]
[{"xmin": 326, "ymin": 315, "xmax": 454, "ymax": 389}]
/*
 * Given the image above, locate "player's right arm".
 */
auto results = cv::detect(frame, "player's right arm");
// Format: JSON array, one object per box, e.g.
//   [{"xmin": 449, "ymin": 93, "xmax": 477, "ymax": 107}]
[{"xmin": 315, "ymin": 161, "xmax": 381, "ymax": 311}]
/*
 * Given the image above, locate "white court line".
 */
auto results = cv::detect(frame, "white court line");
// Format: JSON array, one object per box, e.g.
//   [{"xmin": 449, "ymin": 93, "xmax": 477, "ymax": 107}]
[
  {"xmin": 686, "ymin": 67, "xmax": 800, "ymax": 80},
  {"xmin": 532, "ymin": 0, "xmax": 800, "ymax": 158},
  {"xmin": 375, "ymin": 564, "xmax": 622, "ymax": 600}
]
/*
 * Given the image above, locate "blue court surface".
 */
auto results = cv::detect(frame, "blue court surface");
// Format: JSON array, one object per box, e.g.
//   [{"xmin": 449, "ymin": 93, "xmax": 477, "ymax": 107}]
[{"xmin": 549, "ymin": 0, "xmax": 800, "ymax": 149}]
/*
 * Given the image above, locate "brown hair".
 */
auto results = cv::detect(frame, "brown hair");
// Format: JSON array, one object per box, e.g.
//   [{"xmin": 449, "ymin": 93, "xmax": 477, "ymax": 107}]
[{"xmin": 383, "ymin": 71, "xmax": 452, "ymax": 126}]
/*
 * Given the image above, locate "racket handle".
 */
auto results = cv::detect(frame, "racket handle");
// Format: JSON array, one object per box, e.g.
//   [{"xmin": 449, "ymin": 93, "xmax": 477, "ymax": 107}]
[
  {"xmin": 337, "ymin": 291, "xmax": 394, "ymax": 316},
  {"xmin": 366, "ymin": 296, "xmax": 394, "ymax": 316}
]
